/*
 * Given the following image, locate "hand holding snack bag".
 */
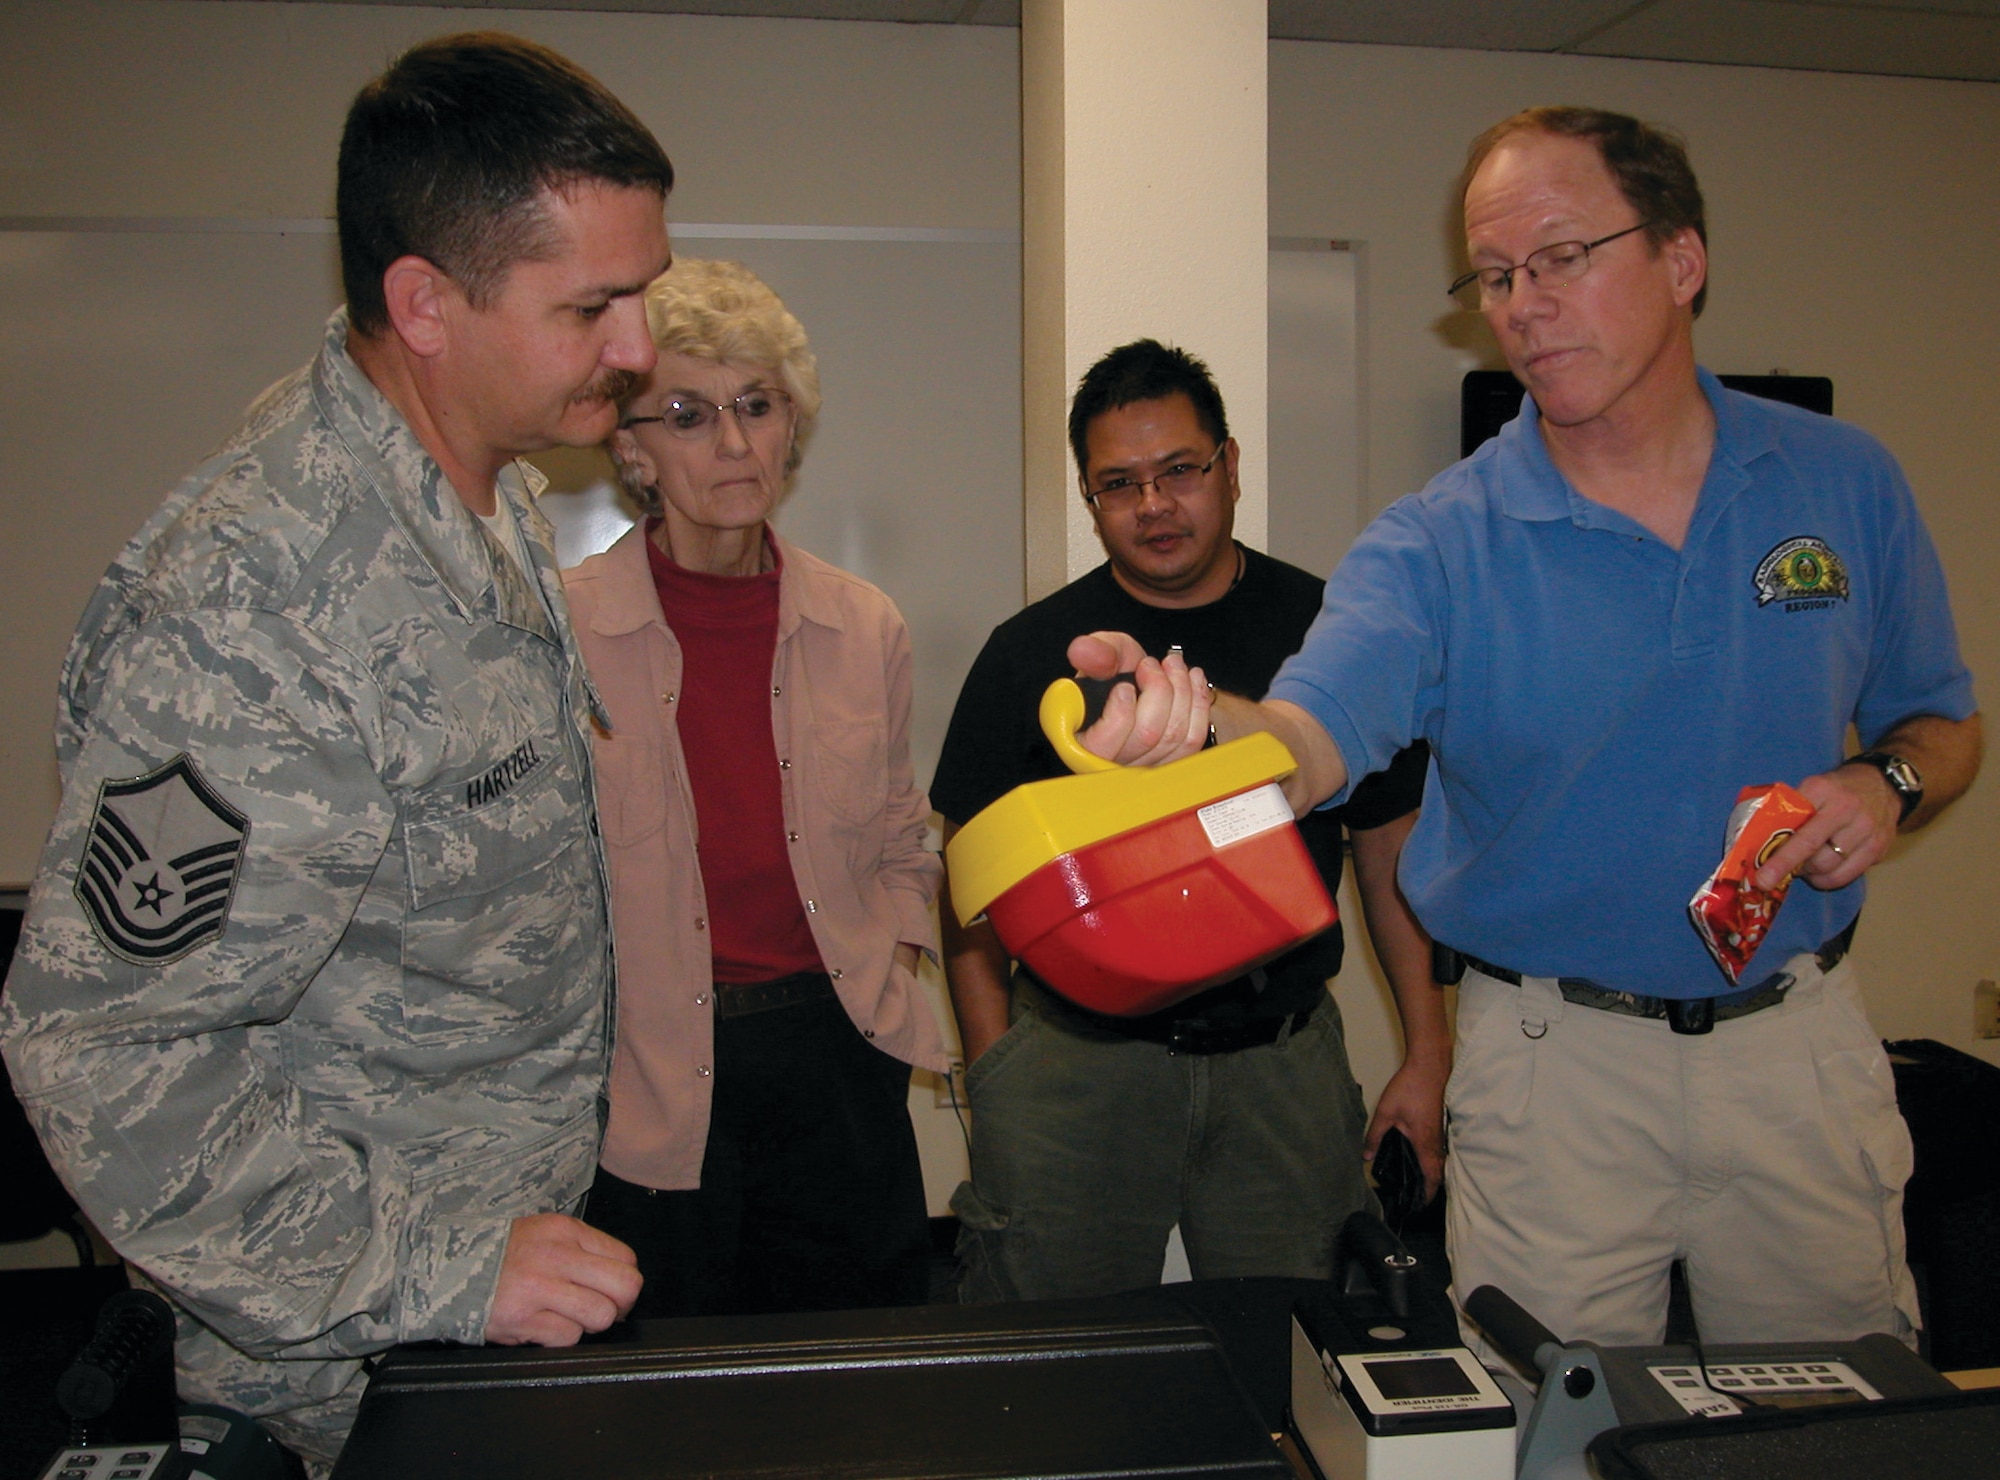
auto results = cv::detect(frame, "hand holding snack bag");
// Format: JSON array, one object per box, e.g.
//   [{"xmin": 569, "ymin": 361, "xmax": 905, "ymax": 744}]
[{"xmin": 1689, "ymin": 782, "xmax": 1817, "ymax": 984}]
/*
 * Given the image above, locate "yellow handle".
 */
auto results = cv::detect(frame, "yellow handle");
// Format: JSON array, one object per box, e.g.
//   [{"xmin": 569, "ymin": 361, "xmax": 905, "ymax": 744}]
[{"xmin": 1039, "ymin": 678, "xmax": 1122, "ymax": 775}]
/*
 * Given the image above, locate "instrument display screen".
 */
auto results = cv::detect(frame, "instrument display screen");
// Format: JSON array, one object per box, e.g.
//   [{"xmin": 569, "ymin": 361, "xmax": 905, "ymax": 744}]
[
  {"xmin": 1362, "ymin": 1356, "xmax": 1482, "ymax": 1402},
  {"xmin": 1333, "ymin": 1345, "xmax": 1516, "ymax": 1431}
]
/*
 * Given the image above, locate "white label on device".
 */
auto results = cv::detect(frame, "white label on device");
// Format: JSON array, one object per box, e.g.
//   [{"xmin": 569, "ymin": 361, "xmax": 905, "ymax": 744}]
[{"xmin": 1198, "ymin": 782, "xmax": 1292, "ymax": 849}]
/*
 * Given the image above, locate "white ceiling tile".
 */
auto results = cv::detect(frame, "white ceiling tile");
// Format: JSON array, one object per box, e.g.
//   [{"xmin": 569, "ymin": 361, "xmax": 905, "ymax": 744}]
[
  {"xmin": 245, "ymin": 0, "xmax": 995, "ymax": 18},
  {"xmin": 1267, "ymin": 0, "xmax": 1640, "ymax": 50},
  {"xmin": 1807, "ymin": 0, "xmax": 2000, "ymax": 15},
  {"xmin": 178, "ymin": 0, "xmax": 2000, "ymax": 81},
  {"xmin": 1577, "ymin": 0, "xmax": 2000, "ymax": 81}
]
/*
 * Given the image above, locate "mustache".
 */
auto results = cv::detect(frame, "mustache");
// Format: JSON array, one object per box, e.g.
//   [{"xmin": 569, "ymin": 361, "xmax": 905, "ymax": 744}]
[{"xmin": 580, "ymin": 368, "xmax": 640, "ymax": 406}]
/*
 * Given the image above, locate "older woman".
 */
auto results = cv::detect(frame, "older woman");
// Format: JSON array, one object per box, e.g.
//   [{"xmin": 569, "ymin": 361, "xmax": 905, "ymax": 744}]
[{"xmin": 564, "ymin": 259, "xmax": 946, "ymax": 1318}]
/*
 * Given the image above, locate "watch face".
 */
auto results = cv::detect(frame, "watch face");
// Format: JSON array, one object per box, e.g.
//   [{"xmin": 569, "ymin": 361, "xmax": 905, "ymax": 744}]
[{"xmin": 1851, "ymin": 751, "xmax": 1922, "ymax": 820}]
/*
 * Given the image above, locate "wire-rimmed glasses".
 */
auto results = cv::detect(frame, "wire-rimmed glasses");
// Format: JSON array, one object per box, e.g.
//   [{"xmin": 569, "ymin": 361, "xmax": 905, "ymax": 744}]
[
  {"xmin": 621, "ymin": 387, "xmax": 794, "ymax": 439},
  {"xmin": 1448, "ymin": 221, "xmax": 1656, "ymax": 310},
  {"xmin": 1084, "ymin": 442, "xmax": 1229, "ymax": 511}
]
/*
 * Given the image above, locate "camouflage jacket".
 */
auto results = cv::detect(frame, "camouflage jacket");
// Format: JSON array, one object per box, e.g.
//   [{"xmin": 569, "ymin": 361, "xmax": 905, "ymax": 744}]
[{"xmin": 0, "ymin": 309, "xmax": 612, "ymax": 1464}]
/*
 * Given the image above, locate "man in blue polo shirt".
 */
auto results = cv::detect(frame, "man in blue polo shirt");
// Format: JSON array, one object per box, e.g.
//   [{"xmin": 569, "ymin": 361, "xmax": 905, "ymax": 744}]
[{"xmin": 1069, "ymin": 106, "xmax": 1980, "ymax": 1352}]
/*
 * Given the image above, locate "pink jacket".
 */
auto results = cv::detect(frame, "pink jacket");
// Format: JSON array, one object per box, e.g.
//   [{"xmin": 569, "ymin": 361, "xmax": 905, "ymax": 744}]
[{"xmin": 564, "ymin": 524, "xmax": 946, "ymax": 1190}]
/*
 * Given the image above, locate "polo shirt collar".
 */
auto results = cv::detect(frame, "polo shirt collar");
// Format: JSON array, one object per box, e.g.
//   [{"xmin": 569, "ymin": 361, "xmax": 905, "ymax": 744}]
[
  {"xmin": 1495, "ymin": 366, "xmax": 1776, "ymax": 529},
  {"xmin": 1492, "ymin": 398, "xmax": 1572, "ymax": 523},
  {"xmin": 1699, "ymin": 365, "xmax": 1780, "ymax": 469}
]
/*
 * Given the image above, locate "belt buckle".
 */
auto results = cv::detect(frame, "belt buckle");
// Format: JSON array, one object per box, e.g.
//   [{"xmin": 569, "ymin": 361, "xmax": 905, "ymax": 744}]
[
  {"xmin": 1167, "ymin": 1019, "xmax": 1210, "ymax": 1056},
  {"xmin": 1667, "ymin": 997, "xmax": 1714, "ymax": 1036}
]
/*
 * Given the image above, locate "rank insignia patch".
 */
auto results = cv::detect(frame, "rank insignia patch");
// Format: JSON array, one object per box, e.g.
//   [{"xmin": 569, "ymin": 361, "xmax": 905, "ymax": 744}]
[
  {"xmin": 1754, "ymin": 536, "xmax": 1850, "ymax": 609},
  {"xmin": 74, "ymin": 754, "xmax": 249, "ymax": 965}
]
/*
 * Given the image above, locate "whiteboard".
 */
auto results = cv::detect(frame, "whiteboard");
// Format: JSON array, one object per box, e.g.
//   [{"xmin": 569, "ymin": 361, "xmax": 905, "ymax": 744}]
[{"xmin": 0, "ymin": 224, "xmax": 1023, "ymax": 882}]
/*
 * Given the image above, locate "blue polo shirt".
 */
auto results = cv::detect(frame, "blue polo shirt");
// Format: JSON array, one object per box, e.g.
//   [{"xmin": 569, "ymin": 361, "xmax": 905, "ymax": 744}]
[{"xmin": 1269, "ymin": 370, "xmax": 1975, "ymax": 997}]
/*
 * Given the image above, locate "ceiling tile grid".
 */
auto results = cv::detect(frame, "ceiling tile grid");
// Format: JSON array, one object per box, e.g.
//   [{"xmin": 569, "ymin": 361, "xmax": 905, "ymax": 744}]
[{"xmin": 193, "ymin": 0, "xmax": 2000, "ymax": 82}]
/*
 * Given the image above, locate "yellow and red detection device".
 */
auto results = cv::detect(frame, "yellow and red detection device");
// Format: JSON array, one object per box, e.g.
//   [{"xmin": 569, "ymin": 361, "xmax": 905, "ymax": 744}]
[{"xmin": 944, "ymin": 677, "xmax": 1338, "ymax": 1017}]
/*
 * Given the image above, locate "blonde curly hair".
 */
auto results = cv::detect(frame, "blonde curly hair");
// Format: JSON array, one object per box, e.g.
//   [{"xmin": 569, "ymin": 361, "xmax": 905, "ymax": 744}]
[{"xmin": 611, "ymin": 258, "xmax": 821, "ymax": 511}]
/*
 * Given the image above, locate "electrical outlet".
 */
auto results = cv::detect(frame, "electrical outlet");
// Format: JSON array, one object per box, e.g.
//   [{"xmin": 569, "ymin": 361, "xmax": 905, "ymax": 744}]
[
  {"xmin": 1975, "ymin": 980, "xmax": 2000, "ymax": 1040},
  {"xmin": 933, "ymin": 1057, "xmax": 968, "ymax": 1109}
]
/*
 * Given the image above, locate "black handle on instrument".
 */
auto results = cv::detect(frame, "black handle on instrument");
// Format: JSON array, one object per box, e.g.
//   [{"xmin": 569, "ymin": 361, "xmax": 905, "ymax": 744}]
[
  {"xmin": 1463, "ymin": 1285, "xmax": 1562, "ymax": 1376},
  {"xmin": 57, "ymin": 1290, "xmax": 175, "ymax": 1422},
  {"xmin": 1073, "ymin": 672, "xmax": 1139, "ymax": 732},
  {"xmin": 1339, "ymin": 1211, "xmax": 1416, "ymax": 1318}
]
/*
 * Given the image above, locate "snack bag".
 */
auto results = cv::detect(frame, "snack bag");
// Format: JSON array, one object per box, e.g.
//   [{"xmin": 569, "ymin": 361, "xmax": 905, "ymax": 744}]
[{"xmin": 1688, "ymin": 782, "xmax": 1816, "ymax": 984}]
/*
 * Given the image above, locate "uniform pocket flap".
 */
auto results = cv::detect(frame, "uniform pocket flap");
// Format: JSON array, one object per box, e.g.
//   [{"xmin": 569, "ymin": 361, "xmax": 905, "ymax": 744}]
[{"xmin": 404, "ymin": 734, "xmax": 578, "ymax": 909}]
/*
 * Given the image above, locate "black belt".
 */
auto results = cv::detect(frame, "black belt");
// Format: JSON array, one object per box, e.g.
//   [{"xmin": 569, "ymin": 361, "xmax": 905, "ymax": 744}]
[
  {"xmin": 1073, "ymin": 1003, "xmax": 1316, "ymax": 1056},
  {"xmin": 714, "ymin": 970, "xmax": 836, "ymax": 1019},
  {"xmin": 1434, "ymin": 918, "xmax": 1857, "ymax": 1037},
  {"xmin": 1022, "ymin": 964, "xmax": 1318, "ymax": 1056}
]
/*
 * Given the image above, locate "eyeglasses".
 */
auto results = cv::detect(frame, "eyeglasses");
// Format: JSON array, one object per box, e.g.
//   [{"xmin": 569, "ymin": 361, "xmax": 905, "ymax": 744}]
[
  {"xmin": 1084, "ymin": 442, "xmax": 1228, "ymax": 512},
  {"xmin": 1447, "ymin": 221, "xmax": 1655, "ymax": 310},
  {"xmin": 621, "ymin": 387, "xmax": 793, "ymax": 439}
]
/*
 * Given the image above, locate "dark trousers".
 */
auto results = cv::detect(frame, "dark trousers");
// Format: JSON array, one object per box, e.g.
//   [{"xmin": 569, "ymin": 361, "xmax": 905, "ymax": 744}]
[{"xmin": 586, "ymin": 988, "xmax": 930, "ymax": 1319}]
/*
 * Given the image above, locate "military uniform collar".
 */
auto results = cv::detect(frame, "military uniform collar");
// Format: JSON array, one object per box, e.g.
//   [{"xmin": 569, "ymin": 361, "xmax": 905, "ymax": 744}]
[{"xmin": 312, "ymin": 307, "xmax": 555, "ymax": 640}]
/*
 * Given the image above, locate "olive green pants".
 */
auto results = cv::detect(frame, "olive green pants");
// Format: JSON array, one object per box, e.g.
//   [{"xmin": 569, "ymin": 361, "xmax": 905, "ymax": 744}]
[{"xmin": 953, "ymin": 983, "xmax": 1374, "ymax": 1301}]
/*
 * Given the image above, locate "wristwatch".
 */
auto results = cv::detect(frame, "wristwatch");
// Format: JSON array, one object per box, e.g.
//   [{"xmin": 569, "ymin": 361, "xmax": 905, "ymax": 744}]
[{"xmin": 1844, "ymin": 750, "xmax": 1923, "ymax": 823}]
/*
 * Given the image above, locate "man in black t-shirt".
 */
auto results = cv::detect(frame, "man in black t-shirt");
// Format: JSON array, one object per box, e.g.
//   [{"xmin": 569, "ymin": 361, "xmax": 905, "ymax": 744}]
[{"xmin": 933, "ymin": 340, "xmax": 1448, "ymax": 1301}]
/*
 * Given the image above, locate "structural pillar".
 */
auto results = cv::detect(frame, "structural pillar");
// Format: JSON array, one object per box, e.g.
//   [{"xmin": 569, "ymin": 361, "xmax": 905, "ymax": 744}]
[{"xmin": 1021, "ymin": 0, "xmax": 1268, "ymax": 599}]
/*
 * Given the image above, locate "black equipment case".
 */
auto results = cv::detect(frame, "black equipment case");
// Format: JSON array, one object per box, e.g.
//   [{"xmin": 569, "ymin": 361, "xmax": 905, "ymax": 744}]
[{"xmin": 333, "ymin": 1297, "xmax": 1294, "ymax": 1479}]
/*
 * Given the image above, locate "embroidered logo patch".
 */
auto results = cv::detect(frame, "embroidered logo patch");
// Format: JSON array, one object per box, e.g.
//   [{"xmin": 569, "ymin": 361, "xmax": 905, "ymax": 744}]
[
  {"xmin": 1753, "ymin": 536, "xmax": 1850, "ymax": 610},
  {"xmin": 74, "ymin": 754, "xmax": 249, "ymax": 965}
]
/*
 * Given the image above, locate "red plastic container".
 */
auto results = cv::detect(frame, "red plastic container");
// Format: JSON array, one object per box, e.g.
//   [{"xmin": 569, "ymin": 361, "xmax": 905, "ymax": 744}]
[
  {"xmin": 980, "ymin": 783, "xmax": 1337, "ymax": 1016},
  {"xmin": 946, "ymin": 679, "xmax": 1338, "ymax": 1017}
]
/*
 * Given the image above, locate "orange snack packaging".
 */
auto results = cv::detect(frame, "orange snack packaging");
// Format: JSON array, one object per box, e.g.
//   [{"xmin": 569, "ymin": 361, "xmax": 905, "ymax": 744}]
[{"xmin": 1688, "ymin": 782, "xmax": 1817, "ymax": 984}]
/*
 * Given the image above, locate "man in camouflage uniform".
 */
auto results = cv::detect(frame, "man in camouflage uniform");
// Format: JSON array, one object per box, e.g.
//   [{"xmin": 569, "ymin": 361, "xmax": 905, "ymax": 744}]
[{"xmin": 0, "ymin": 35, "xmax": 673, "ymax": 1469}]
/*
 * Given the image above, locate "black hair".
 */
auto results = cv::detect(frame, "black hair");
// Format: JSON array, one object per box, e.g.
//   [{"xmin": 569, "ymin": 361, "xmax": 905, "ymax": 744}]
[
  {"xmin": 1067, "ymin": 339, "xmax": 1230, "ymax": 478},
  {"xmin": 337, "ymin": 32, "xmax": 674, "ymax": 334}
]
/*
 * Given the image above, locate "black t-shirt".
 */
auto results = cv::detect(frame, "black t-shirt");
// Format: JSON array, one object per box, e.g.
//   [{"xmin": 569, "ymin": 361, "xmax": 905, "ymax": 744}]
[{"xmin": 933, "ymin": 546, "xmax": 1429, "ymax": 1024}]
